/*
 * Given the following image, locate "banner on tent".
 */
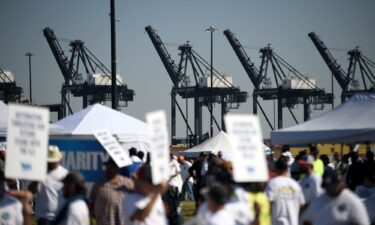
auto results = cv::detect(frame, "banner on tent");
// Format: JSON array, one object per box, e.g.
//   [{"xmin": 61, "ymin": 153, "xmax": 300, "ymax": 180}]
[
  {"xmin": 225, "ymin": 114, "xmax": 269, "ymax": 182},
  {"xmin": 146, "ymin": 110, "xmax": 170, "ymax": 185},
  {"xmin": 6, "ymin": 104, "xmax": 49, "ymax": 181},
  {"xmin": 49, "ymin": 139, "xmax": 109, "ymax": 182}
]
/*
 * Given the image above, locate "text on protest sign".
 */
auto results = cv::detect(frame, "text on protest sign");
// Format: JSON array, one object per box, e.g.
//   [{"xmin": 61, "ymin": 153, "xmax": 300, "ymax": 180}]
[
  {"xmin": 146, "ymin": 110, "xmax": 170, "ymax": 185},
  {"xmin": 94, "ymin": 129, "xmax": 132, "ymax": 168},
  {"xmin": 6, "ymin": 104, "xmax": 49, "ymax": 181},
  {"xmin": 225, "ymin": 114, "xmax": 269, "ymax": 182}
]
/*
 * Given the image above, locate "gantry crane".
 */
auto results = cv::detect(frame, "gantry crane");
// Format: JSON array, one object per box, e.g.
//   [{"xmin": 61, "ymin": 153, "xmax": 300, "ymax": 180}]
[
  {"xmin": 43, "ymin": 27, "xmax": 134, "ymax": 118},
  {"xmin": 0, "ymin": 68, "xmax": 23, "ymax": 103},
  {"xmin": 309, "ymin": 32, "xmax": 375, "ymax": 101},
  {"xmin": 224, "ymin": 29, "xmax": 333, "ymax": 129},
  {"xmin": 145, "ymin": 26, "xmax": 247, "ymax": 145}
]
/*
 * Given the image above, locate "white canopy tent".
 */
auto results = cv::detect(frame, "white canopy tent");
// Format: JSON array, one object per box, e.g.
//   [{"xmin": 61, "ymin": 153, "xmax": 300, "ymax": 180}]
[
  {"xmin": 54, "ymin": 104, "xmax": 150, "ymax": 152},
  {"xmin": 271, "ymin": 93, "xmax": 375, "ymax": 144},
  {"xmin": 182, "ymin": 131, "xmax": 271, "ymax": 159},
  {"xmin": 181, "ymin": 131, "xmax": 232, "ymax": 157},
  {"xmin": 0, "ymin": 101, "xmax": 63, "ymax": 135}
]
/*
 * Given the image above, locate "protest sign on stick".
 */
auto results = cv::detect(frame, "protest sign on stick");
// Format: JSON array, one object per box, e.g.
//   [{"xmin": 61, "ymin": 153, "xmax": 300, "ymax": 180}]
[
  {"xmin": 225, "ymin": 114, "xmax": 269, "ymax": 182},
  {"xmin": 94, "ymin": 129, "xmax": 132, "ymax": 168},
  {"xmin": 6, "ymin": 104, "xmax": 49, "ymax": 181},
  {"xmin": 146, "ymin": 110, "xmax": 170, "ymax": 184}
]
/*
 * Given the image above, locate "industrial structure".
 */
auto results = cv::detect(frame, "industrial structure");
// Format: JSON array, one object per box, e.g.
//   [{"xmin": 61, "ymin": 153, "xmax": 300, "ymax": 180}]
[
  {"xmin": 0, "ymin": 68, "xmax": 23, "ymax": 103},
  {"xmin": 145, "ymin": 26, "xmax": 247, "ymax": 145},
  {"xmin": 224, "ymin": 29, "xmax": 333, "ymax": 129},
  {"xmin": 43, "ymin": 27, "xmax": 134, "ymax": 118},
  {"xmin": 309, "ymin": 32, "xmax": 375, "ymax": 102}
]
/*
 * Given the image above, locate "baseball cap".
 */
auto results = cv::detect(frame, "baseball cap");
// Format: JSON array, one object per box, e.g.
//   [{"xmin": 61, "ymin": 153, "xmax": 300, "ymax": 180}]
[
  {"xmin": 321, "ymin": 169, "xmax": 343, "ymax": 188},
  {"xmin": 298, "ymin": 155, "xmax": 314, "ymax": 165}
]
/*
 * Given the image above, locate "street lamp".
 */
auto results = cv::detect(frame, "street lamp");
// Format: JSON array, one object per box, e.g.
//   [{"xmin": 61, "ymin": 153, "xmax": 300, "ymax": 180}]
[
  {"xmin": 206, "ymin": 26, "xmax": 217, "ymax": 138},
  {"xmin": 110, "ymin": 0, "xmax": 117, "ymax": 110},
  {"xmin": 183, "ymin": 76, "xmax": 191, "ymax": 146},
  {"xmin": 25, "ymin": 52, "xmax": 34, "ymax": 104}
]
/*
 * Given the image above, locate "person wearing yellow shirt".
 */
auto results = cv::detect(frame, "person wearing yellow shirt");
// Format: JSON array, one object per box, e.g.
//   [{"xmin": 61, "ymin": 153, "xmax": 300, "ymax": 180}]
[
  {"xmin": 247, "ymin": 183, "xmax": 271, "ymax": 225},
  {"xmin": 309, "ymin": 146, "xmax": 324, "ymax": 177}
]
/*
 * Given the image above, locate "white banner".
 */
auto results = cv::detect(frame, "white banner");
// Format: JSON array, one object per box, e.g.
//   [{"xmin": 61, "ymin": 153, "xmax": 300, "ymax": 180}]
[
  {"xmin": 6, "ymin": 104, "xmax": 49, "ymax": 181},
  {"xmin": 224, "ymin": 114, "xmax": 269, "ymax": 182},
  {"xmin": 146, "ymin": 110, "xmax": 170, "ymax": 184},
  {"xmin": 94, "ymin": 129, "xmax": 132, "ymax": 168}
]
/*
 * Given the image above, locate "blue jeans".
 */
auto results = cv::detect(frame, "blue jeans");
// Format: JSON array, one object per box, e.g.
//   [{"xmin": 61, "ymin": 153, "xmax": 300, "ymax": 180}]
[{"xmin": 180, "ymin": 180, "xmax": 194, "ymax": 201}]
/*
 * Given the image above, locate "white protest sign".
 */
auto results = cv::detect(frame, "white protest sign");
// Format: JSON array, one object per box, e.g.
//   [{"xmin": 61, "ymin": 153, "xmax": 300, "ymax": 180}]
[
  {"xmin": 5, "ymin": 104, "xmax": 49, "ymax": 181},
  {"xmin": 146, "ymin": 110, "xmax": 170, "ymax": 184},
  {"xmin": 224, "ymin": 114, "xmax": 269, "ymax": 182},
  {"xmin": 94, "ymin": 129, "xmax": 132, "ymax": 168}
]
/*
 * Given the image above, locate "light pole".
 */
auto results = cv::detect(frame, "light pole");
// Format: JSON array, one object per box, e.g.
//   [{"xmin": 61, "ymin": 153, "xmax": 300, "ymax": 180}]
[
  {"xmin": 110, "ymin": 0, "xmax": 117, "ymax": 109},
  {"xmin": 184, "ymin": 76, "xmax": 190, "ymax": 146},
  {"xmin": 25, "ymin": 52, "xmax": 34, "ymax": 104},
  {"xmin": 206, "ymin": 26, "xmax": 217, "ymax": 138}
]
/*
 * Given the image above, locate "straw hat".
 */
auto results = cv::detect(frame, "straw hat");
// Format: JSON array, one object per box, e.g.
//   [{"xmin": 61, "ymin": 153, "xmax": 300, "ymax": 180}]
[{"xmin": 47, "ymin": 145, "xmax": 62, "ymax": 163}]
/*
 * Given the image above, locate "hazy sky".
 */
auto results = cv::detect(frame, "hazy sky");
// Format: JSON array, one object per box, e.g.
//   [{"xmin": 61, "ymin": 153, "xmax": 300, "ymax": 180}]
[{"xmin": 1, "ymin": 0, "xmax": 375, "ymax": 138}]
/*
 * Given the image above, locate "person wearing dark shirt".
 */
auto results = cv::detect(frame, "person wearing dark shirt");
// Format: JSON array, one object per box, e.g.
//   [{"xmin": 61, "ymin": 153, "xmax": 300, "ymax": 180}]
[
  {"xmin": 346, "ymin": 152, "xmax": 366, "ymax": 191},
  {"xmin": 188, "ymin": 152, "xmax": 207, "ymax": 208}
]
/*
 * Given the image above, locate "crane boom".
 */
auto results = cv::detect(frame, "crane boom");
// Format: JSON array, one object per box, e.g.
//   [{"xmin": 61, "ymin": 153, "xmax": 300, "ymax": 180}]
[
  {"xmin": 308, "ymin": 32, "xmax": 349, "ymax": 90},
  {"xmin": 43, "ymin": 27, "xmax": 73, "ymax": 84},
  {"xmin": 145, "ymin": 26, "xmax": 183, "ymax": 85},
  {"xmin": 223, "ymin": 29, "xmax": 262, "ymax": 89}
]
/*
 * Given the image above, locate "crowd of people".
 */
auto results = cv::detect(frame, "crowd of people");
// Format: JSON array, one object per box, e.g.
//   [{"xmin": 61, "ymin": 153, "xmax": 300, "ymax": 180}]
[{"xmin": 0, "ymin": 143, "xmax": 374, "ymax": 225}]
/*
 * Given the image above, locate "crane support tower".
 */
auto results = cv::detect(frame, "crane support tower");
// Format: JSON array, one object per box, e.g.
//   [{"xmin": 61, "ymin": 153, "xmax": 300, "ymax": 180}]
[
  {"xmin": 0, "ymin": 68, "xmax": 23, "ymax": 103},
  {"xmin": 145, "ymin": 26, "xmax": 247, "ymax": 145},
  {"xmin": 43, "ymin": 27, "xmax": 134, "ymax": 118},
  {"xmin": 309, "ymin": 32, "xmax": 375, "ymax": 101},
  {"xmin": 224, "ymin": 29, "xmax": 333, "ymax": 129}
]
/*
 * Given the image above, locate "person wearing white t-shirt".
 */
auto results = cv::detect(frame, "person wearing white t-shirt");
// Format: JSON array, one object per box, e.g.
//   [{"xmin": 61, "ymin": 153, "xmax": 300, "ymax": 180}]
[
  {"xmin": 301, "ymin": 169, "xmax": 370, "ymax": 225},
  {"xmin": 197, "ymin": 165, "xmax": 254, "ymax": 225},
  {"xmin": 0, "ymin": 194, "xmax": 24, "ymax": 225},
  {"xmin": 298, "ymin": 155, "xmax": 323, "ymax": 205},
  {"xmin": 169, "ymin": 155, "xmax": 183, "ymax": 193},
  {"xmin": 178, "ymin": 156, "xmax": 194, "ymax": 201},
  {"xmin": 30, "ymin": 145, "xmax": 68, "ymax": 225},
  {"xmin": 265, "ymin": 157, "xmax": 305, "ymax": 225},
  {"xmin": 192, "ymin": 183, "xmax": 235, "ymax": 225},
  {"xmin": 124, "ymin": 165, "xmax": 168, "ymax": 225},
  {"xmin": 55, "ymin": 172, "xmax": 89, "ymax": 225}
]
